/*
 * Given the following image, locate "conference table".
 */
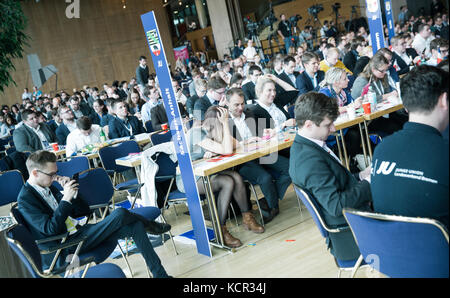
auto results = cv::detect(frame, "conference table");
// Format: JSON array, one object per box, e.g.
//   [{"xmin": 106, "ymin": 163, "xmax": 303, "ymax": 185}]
[
  {"xmin": 49, "ymin": 132, "xmax": 154, "ymax": 164},
  {"xmin": 114, "ymin": 101, "xmax": 404, "ymax": 250}
]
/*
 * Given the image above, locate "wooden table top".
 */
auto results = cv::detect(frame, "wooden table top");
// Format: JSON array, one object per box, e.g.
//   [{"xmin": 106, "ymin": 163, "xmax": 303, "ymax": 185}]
[
  {"xmin": 362, "ymin": 101, "xmax": 404, "ymax": 121},
  {"xmin": 115, "ymin": 113, "xmax": 372, "ymax": 176}
]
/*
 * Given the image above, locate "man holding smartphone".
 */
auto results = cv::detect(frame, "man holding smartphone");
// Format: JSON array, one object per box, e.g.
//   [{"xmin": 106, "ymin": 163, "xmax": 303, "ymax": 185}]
[{"xmin": 17, "ymin": 150, "xmax": 172, "ymax": 277}]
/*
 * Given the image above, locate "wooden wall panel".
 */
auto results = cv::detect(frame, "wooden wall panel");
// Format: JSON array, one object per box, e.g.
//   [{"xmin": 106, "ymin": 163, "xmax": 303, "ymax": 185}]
[{"xmin": 0, "ymin": 0, "xmax": 175, "ymax": 107}]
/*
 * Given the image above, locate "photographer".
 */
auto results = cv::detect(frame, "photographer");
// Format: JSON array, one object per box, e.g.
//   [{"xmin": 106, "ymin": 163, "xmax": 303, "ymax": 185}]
[{"xmin": 278, "ymin": 14, "xmax": 293, "ymax": 54}]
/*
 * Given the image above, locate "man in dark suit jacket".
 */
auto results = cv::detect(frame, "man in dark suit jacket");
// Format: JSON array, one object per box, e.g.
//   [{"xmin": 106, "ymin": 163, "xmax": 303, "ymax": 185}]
[
  {"xmin": 55, "ymin": 106, "xmax": 77, "ymax": 145},
  {"xmin": 69, "ymin": 96, "xmax": 96, "ymax": 123},
  {"xmin": 13, "ymin": 109, "xmax": 56, "ymax": 153},
  {"xmin": 136, "ymin": 56, "xmax": 150, "ymax": 90},
  {"xmin": 108, "ymin": 100, "xmax": 145, "ymax": 139},
  {"xmin": 295, "ymin": 53, "xmax": 325, "ymax": 96},
  {"xmin": 242, "ymin": 65, "xmax": 262, "ymax": 104},
  {"xmin": 343, "ymin": 36, "xmax": 366, "ymax": 73},
  {"xmin": 391, "ymin": 35, "xmax": 419, "ymax": 76},
  {"xmin": 276, "ymin": 56, "xmax": 298, "ymax": 89},
  {"xmin": 289, "ymin": 92, "xmax": 372, "ymax": 261},
  {"xmin": 150, "ymin": 102, "xmax": 187, "ymax": 131},
  {"xmin": 226, "ymin": 88, "xmax": 292, "ymax": 222},
  {"xmin": 192, "ymin": 76, "xmax": 227, "ymax": 121},
  {"xmin": 17, "ymin": 150, "xmax": 171, "ymax": 277}
]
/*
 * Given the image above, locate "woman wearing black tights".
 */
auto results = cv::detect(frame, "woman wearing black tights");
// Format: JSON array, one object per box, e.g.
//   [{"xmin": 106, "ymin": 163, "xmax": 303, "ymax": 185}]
[{"xmin": 177, "ymin": 106, "xmax": 264, "ymax": 248}]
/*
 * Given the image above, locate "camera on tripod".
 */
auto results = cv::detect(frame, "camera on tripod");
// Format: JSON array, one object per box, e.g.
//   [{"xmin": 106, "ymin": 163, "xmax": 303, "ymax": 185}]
[
  {"xmin": 332, "ymin": 3, "xmax": 341, "ymax": 13},
  {"xmin": 308, "ymin": 4, "xmax": 324, "ymax": 18},
  {"xmin": 243, "ymin": 17, "xmax": 259, "ymax": 38},
  {"xmin": 289, "ymin": 14, "xmax": 302, "ymax": 28}
]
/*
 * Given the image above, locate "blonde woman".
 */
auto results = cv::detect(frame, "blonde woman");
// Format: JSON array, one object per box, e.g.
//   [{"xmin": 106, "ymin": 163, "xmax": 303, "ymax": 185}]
[
  {"xmin": 177, "ymin": 106, "xmax": 264, "ymax": 248},
  {"xmin": 319, "ymin": 67, "xmax": 363, "ymax": 160}
]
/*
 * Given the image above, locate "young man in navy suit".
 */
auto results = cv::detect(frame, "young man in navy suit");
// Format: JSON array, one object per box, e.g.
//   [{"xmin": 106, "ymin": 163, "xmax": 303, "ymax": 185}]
[
  {"xmin": 289, "ymin": 92, "xmax": 372, "ymax": 261},
  {"xmin": 108, "ymin": 99, "xmax": 146, "ymax": 139},
  {"xmin": 17, "ymin": 150, "xmax": 171, "ymax": 277}
]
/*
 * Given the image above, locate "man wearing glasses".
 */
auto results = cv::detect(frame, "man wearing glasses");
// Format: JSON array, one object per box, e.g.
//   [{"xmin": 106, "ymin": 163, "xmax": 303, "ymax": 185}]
[
  {"xmin": 55, "ymin": 106, "xmax": 77, "ymax": 145},
  {"xmin": 391, "ymin": 35, "xmax": 420, "ymax": 75},
  {"xmin": 17, "ymin": 150, "xmax": 172, "ymax": 277},
  {"xmin": 193, "ymin": 76, "xmax": 227, "ymax": 121}
]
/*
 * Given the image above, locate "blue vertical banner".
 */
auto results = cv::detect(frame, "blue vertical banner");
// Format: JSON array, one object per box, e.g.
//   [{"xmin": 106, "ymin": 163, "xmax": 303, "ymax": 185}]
[
  {"xmin": 366, "ymin": 0, "xmax": 386, "ymax": 54},
  {"xmin": 384, "ymin": 0, "xmax": 396, "ymax": 44},
  {"xmin": 140, "ymin": 11, "xmax": 212, "ymax": 257}
]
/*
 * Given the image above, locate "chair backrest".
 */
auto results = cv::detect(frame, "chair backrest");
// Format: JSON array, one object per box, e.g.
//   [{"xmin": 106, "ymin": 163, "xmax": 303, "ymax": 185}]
[
  {"xmin": 0, "ymin": 157, "xmax": 9, "ymax": 172},
  {"xmin": 6, "ymin": 224, "xmax": 43, "ymax": 278},
  {"xmin": 6, "ymin": 146, "xmax": 16, "ymax": 155},
  {"xmin": 56, "ymin": 156, "xmax": 90, "ymax": 177},
  {"xmin": 77, "ymin": 167, "xmax": 115, "ymax": 207},
  {"xmin": 154, "ymin": 151, "xmax": 178, "ymax": 177},
  {"xmin": 98, "ymin": 140, "xmax": 140, "ymax": 173},
  {"xmin": 294, "ymin": 185, "xmax": 346, "ymax": 238},
  {"xmin": 293, "ymin": 185, "xmax": 329, "ymax": 238},
  {"xmin": 151, "ymin": 131, "xmax": 172, "ymax": 146},
  {"xmin": 144, "ymin": 120, "xmax": 154, "ymax": 133},
  {"xmin": 52, "ymin": 156, "xmax": 90, "ymax": 190},
  {"xmin": 343, "ymin": 208, "xmax": 449, "ymax": 278},
  {"xmin": 0, "ymin": 170, "xmax": 24, "ymax": 206}
]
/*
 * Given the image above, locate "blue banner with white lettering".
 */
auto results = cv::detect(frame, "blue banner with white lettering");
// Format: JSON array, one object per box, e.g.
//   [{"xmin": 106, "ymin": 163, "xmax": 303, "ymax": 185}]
[
  {"xmin": 384, "ymin": 0, "xmax": 395, "ymax": 44},
  {"xmin": 366, "ymin": 0, "xmax": 386, "ymax": 54},
  {"xmin": 141, "ymin": 11, "xmax": 212, "ymax": 257}
]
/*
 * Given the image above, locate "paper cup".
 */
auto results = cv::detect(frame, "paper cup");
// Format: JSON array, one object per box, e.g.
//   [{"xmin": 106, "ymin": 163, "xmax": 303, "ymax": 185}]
[
  {"xmin": 362, "ymin": 102, "xmax": 371, "ymax": 114},
  {"xmin": 347, "ymin": 105, "xmax": 356, "ymax": 119},
  {"xmin": 51, "ymin": 143, "xmax": 59, "ymax": 151},
  {"xmin": 161, "ymin": 123, "xmax": 168, "ymax": 130}
]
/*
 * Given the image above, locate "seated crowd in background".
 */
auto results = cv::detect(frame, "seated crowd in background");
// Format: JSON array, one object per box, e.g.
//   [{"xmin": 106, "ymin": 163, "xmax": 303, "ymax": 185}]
[{"xmin": 1, "ymin": 4, "xmax": 448, "ymax": 269}]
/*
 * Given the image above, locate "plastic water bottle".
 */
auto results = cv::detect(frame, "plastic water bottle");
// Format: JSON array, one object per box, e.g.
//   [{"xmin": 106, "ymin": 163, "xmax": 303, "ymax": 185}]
[
  {"xmin": 100, "ymin": 127, "xmax": 107, "ymax": 142},
  {"xmin": 367, "ymin": 85, "xmax": 377, "ymax": 112}
]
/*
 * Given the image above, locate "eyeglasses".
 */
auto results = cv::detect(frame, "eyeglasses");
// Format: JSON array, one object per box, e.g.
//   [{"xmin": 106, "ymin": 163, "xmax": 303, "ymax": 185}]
[
  {"xmin": 375, "ymin": 67, "xmax": 388, "ymax": 74},
  {"xmin": 215, "ymin": 89, "xmax": 226, "ymax": 95},
  {"xmin": 37, "ymin": 170, "xmax": 58, "ymax": 179}
]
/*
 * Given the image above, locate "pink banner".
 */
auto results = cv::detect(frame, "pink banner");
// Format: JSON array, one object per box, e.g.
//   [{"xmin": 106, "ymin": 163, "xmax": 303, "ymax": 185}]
[{"xmin": 174, "ymin": 46, "xmax": 189, "ymax": 61}]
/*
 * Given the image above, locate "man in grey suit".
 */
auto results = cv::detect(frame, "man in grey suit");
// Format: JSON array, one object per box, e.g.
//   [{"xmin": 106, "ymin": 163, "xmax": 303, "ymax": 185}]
[
  {"xmin": 289, "ymin": 92, "xmax": 372, "ymax": 261},
  {"xmin": 13, "ymin": 109, "xmax": 57, "ymax": 153}
]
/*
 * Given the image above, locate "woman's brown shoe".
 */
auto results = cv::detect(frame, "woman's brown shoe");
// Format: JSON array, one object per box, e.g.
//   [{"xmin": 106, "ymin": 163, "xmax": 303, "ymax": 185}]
[
  {"xmin": 242, "ymin": 212, "xmax": 265, "ymax": 234},
  {"xmin": 221, "ymin": 225, "xmax": 242, "ymax": 248}
]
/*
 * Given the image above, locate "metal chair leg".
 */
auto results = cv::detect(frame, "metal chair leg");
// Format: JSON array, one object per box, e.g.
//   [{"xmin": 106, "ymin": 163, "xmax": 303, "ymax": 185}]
[
  {"xmin": 248, "ymin": 182, "xmax": 265, "ymax": 227},
  {"xmin": 117, "ymin": 241, "xmax": 133, "ymax": 277}
]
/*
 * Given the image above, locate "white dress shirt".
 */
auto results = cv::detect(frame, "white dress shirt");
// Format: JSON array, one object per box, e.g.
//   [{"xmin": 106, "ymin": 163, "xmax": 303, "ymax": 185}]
[
  {"xmin": 66, "ymin": 124, "xmax": 102, "ymax": 156},
  {"xmin": 230, "ymin": 113, "xmax": 253, "ymax": 141},
  {"xmin": 256, "ymin": 100, "xmax": 287, "ymax": 131}
]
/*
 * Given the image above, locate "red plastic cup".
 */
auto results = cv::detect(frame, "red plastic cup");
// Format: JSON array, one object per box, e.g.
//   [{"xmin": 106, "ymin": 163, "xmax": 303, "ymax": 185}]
[
  {"xmin": 51, "ymin": 143, "xmax": 59, "ymax": 151},
  {"xmin": 161, "ymin": 123, "xmax": 168, "ymax": 130},
  {"xmin": 362, "ymin": 102, "xmax": 371, "ymax": 114}
]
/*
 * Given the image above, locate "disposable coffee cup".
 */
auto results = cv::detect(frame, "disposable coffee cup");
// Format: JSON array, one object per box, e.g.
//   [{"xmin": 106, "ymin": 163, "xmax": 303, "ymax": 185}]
[
  {"xmin": 362, "ymin": 102, "xmax": 371, "ymax": 114},
  {"xmin": 161, "ymin": 123, "xmax": 168, "ymax": 130},
  {"xmin": 51, "ymin": 143, "xmax": 59, "ymax": 151}
]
